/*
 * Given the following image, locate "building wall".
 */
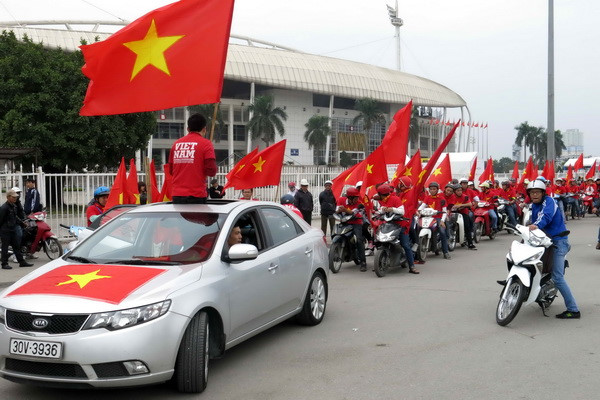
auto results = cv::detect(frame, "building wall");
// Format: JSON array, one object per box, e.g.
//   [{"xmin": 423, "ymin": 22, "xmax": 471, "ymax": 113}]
[{"xmin": 563, "ymin": 128, "xmax": 584, "ymax": 157}]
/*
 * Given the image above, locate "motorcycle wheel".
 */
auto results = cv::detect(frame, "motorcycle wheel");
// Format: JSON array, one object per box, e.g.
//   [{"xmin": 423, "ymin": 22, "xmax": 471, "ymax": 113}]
[
  {"xmin": 474, "ymin": 222, "xmax": 482, "ymax": 243},
  {"xmin": 374, "ymin": 248, "xmax": 391, "ymax": 278},
  {"xmin": 448, "ymin": 229, "xmax": 456, "ymax": 252},
  {"xmin": 496, "ymin": 278, "xmax": 526, "ymax": 326},
  {"xmin": 489, "ymin": 228, "xmax": 496, "ymax": 240},
  {"xmin": 43, "ymin": 237, "xmax": 63, "ymax": 260},
  {"xmin": 418, "ymin": 236, "xmax": 428, "ymax": 262},
  {"xmin": 328, "ymin": 242, "xmax": 344, "ymax": 274}
]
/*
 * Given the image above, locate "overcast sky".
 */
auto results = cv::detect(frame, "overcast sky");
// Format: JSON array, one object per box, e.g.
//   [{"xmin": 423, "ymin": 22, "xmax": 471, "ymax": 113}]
[{"xmin": 1, "ymin": 0, "xmax": 598, "ymax": 160}]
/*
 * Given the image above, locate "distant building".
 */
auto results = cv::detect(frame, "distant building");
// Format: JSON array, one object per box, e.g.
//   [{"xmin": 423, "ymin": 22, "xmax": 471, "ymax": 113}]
[
  {"xmin": 512, "ymin": 144, "xmax": 522, "ymax": 162},
  {"xmin": 563, "ymin": 129, "xmax": 584, "ymax": 157}
]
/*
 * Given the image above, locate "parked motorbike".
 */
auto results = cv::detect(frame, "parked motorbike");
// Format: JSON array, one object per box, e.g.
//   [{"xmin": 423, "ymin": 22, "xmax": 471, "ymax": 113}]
[
  {"xmin": 328, "ymin": 212, "xmax": 365, "ymax": 273},
  {"xmin": 416, "ymin": 208, "xmax": 442, "ymax": 261},
  {"xmin": 473, "ymin": 202, "xmax": 496, "ymax": 242},
  {"xmin": 20, "ymin": 211, "xmax": 62, "ymax": 260},
  {"xmin": 60, "ymin": 224, "xmax": 88, "ymax": 254},
  {"xmin": 372, "ymin": 212, "xmax": 408, "ymax": 277},
  {"xmin": 496, "ymin": 224, "xmax": 559, "ymax": 326}
]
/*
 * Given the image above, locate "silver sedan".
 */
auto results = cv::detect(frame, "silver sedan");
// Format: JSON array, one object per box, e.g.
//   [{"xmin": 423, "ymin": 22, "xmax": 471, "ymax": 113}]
[{"xmin": 0, "ymin": 201, "xmax": 328, "ymax": 393}]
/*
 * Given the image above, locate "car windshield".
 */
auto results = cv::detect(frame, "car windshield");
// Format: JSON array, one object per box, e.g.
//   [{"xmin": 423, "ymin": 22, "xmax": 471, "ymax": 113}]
[{"xmin": 68, "ymin": 211, "xmax": 226, "ymax": 265}]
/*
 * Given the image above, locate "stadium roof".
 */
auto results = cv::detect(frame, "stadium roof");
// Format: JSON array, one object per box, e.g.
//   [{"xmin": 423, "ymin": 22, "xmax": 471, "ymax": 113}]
[{"xmin": 2, "ymin": 23, "xmax": 467, "ymax": 108}]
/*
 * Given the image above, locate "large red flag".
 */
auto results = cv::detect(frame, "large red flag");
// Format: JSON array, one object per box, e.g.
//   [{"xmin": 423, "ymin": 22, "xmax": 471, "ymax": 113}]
[
  {"xmin": 224, "ymin": 148, "xmax": 259, "ymax": 190},
  {"xmin": 160, "ymin": 163, "xmax": 173, "ymax": 202},
  {"xmin": 356, "ymin": 146, "xmax": 389, "ymax": 198},
  {"xmin": 548, "ymin": 160, "xmax": 555, "ymax": 183},
  {"xmin": 478, "ymin": 157, "xmax": 495, "ymax": 184},
  {"xmin": 80, "ymin": 0, "xmax": 235, "ymax": 116},
  {"xmin": 511, "ymin": 160, "xmax": 520, "ymax": 180},
  {"xmin": 105, "ymin": 158, "xmax": 129, "ymax": 209},
  {"xmin": 519, "ymin": 156, "xmax": 535, "ymax": 185},
  {"xmin": 566, "ymin": 164, "xmax": 574, "ymax": 183},
  {"xmin": 381, "ymin": 101, "xmax": 412, "ymax": 164},
  {"xmin": 573, "ymin": 153, "xmax": 584, "ymax": 170},
  {"xmin": 391, "ymin": 150, "xmax": 422, "ymax": 187},
  {"xmin": 226, "ymin": 140, "xmax": 286, "ymax": 189},
  {"xmin": 417, "ymin": 121, "xmax": 460, "ymax": 188},
  {"xmin": 541, "ymin": 160, "xmax": 551, "ymax": 180},
  {"xmin": 331, "ymin": 162, "xmax": 361, "ymax": 198},
  {"xmin": 126, "ymin": 158, "xmax": 140, "ymax": 204},
  {"xmin": 425, "ymin": 154, "xmax": 452, "ymax": 189},
  {"xmin": 585, "ymin": 160, "xmax": 597, "ymax": 180},
  {"xmin": 468, "ymin": 156, "xmax": 477, "ymax": 181}
]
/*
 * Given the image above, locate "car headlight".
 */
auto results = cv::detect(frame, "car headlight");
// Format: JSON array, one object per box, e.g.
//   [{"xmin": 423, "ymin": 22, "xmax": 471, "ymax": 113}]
[{"xmin": 82, "ymin": 300, "xmax": 171, "ymax": 331}]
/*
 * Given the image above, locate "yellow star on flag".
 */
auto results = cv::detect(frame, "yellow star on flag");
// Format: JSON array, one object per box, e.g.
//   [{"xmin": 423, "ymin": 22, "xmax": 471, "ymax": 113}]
[
  {"xmin": 345, "ymin": 172, "xmax": 353, "ymax": 182},
  {"xmin": 123, "ymin": 19, "xmax": 184, "ymax": 81},
  {"xmin": 433, "ymin": 167, "xmax": 442, "ymax": 176},
  {"xmin": 417, "ymin": 169, "xmax": 427, "ymax": 184},
  {"xmin": 253, "ymin": 156, "xmax": 266, "ymax": 172},
  {"xmin": 366, "ymin": 164, "xmax": 374, "ymax": 174},
  {"xmin": 403, "ymin": 167, "xmax": 412, "ymax": 176},
  {"xmin": 237, "ymin": 163, "xmax": 246, "ymax": 172},
  {"xmin": 392, "ymin": 171, "xmax": 398, "ymax": 179},
  {"xmin": 57, "ymin": 269, "xmax": 111, "ymax": 289}
]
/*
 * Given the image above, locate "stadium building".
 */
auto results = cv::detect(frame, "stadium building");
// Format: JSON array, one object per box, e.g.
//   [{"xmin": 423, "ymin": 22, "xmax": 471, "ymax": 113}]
[{"xmin": 2, "ymin": 21, "xmax": 470, "ymax": 168}]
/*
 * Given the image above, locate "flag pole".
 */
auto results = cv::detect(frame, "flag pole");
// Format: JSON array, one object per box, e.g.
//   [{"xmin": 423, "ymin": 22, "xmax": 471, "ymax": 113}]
[
  {"xmin": 144, "ymin": 157, "xmax": 152, "ymax": 203},
  {"xmin": 209, "ymin": 102, "xmax": 220, "ymax": 142},
  {"xmin": 273, "ymin": 184, "xmax": 280, "ymax": 203}
]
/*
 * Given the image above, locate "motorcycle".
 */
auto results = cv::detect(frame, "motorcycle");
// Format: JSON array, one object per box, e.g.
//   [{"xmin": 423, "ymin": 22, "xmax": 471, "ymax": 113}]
[
  {"xmin": 581, "ymin": 194, "xmax": 597, "ymax": 216},
  {"xmin": 328, "ymin": 212, "xmax": 365, "ymax": 273},
  {"xmin": 19, "ymin": 211, "xmax": 62, "ymax": 260},
  {"xmin": 372, "ymin": 212, "xmax": 408, "ymax": 277},
  {"xmin": 448, "ymin": 209, "xmax": 468, "ymax": 249},
  {"xmin": 496, "ymin": 198, "xmax": 517, "ymax": 234},
  {"xmin": 416, "ymin": 208, "xmax": 442, "ymax": 261},
  {"xmin": 496, "ymin": 224, "xmax": 560, "ymax": 326},
  {"xmin": 473, "ymin": 202, "xmax": 496, "ymax": 242}
]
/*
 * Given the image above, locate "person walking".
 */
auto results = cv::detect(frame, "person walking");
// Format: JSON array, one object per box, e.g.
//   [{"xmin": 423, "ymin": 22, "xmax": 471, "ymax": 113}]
[
  {"xmin": 24, "ymin": 178, "xmax": 42, "ymax": 215},
  {"xmin": 318, "ymin": 180, "xmax": 336, "ymax": 236},
  {"xmin": 0, "ymin": 190, "xmax": 33, "ymax": 269},
  {"xmin": 294, "ymin": 179, "xmax": 314, "ymax": 224},
  {"xmin": 169, "ymin": 113, "xmax": 217, "ymax": 204}
]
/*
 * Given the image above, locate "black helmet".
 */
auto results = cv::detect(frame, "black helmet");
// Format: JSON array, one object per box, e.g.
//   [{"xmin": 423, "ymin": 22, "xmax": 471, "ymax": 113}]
[
  {"xmin": 428, "ymin": 182, "xmax": 440, "ymax": 189},
  {"xmin": 280, "ymin": 194, "xmax": 295, "ymax": 204}
]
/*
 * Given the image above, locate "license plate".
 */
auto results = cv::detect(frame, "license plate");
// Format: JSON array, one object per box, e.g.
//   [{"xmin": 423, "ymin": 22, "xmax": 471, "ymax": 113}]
[{"xmin": 9, "ymin": 338, "xmax": 63, "ymax": 359}]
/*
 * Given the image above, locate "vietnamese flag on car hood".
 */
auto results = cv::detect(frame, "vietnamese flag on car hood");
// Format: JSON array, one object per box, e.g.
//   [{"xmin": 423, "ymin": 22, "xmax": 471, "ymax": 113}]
[{"xmin": 5, "ymin": 265, "xmax": 166, "ymax": 304}]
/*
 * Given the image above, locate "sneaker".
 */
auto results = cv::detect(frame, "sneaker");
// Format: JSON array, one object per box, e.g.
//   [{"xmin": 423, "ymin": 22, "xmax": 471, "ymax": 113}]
[
  {"xmin": 443, "ymin": 253, "xmax": 451, "ymax": 260},
  {"xmin": 596, "ymin": 242, "xmax": 600, "ymax": 250},
  {"xmin": 414, "ymin": 260, "xmax": 426, "ymax": 265},
  {"xmin": 556, "ymin": 310, "xmax": 580, "ymax": 319},
  {"xmin": 19, "ymin": 261, "xmax": 34, "ymax": 267},
  {"xmin": 409, "ymin": 267, "xmax": 420, "ymax": 274},
  {"xmin": 360, "ymin": 262, "xmax": 367, "ymax": 272},
  {"xmin": 2, "ymin": 264, "xmax": 12, "ymax": 270},
  {"xmin": 468, "ymin": 244, "xmax": 477, "ymax": 250}
]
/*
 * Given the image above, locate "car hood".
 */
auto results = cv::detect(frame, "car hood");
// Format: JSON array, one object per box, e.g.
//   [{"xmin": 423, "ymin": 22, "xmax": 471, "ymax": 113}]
[{"xmin": 0, "ymin": 259, "xmax": 203, "ymax": 313}]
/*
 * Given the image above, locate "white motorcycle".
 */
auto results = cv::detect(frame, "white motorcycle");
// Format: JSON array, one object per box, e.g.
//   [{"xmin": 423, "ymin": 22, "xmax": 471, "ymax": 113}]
[
  {"xmin": 416, "ymin": 208, "xmax": 441, "ymax": 261},
  {"xmin": 448, "ymin": 210, "xmax": 467, "ymax": 249},
  {"xmin": 496, "ymin": 224, "xmax": 560, "ymax": 326}
]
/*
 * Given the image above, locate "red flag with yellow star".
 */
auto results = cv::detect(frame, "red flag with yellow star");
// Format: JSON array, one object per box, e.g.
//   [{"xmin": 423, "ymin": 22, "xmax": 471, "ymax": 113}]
[
  {"xmin": 511, "ymin": 160, "xmax": 520, "ymax": 181},
  {"xmin": 224, "ymin": 148, "xmax": 258, "ymax": 190},
  {"xmin": 468, "ymin": 156, "xmax": 477, "ymax": 181},
  {"xmin": 391, "ymin": 149, "xmax": 422, "ymax": 187},
  {"xmin": 126, "ymin": 158, "xmax": 141, "ymax": 204},
  {"xmin": 573, "ymin": 153, "xmax": 584, "ymax": 171},
  {"xmin": 478, "ymin": 157, "xmax": 495, "ymax": 184},
  {"xmin": 381, "ymin": 101, "xmax": 412, "ymax": 164},
  {"xmin": 226, "ymin": 140, "xmax": 286, "ymax": 189},
  {"xmin": 79, "ymin": 0, "xmax": 235, "ymax": 116},
  {"xmin": 105, "ymin": 158, "xmax": 130, "ymax": 210},
  {"xmin": 6, "ymin": 265, "xmax": 166, "ymax": 304},
  {"xmin": 425, "ymin": 154, "xmax": 452, "ymax": 189},
  {"xmin": 331, "ymin": 162, "xmax": 361, "ymax": 198},
  {"xmin": 357, "ymin": 146, "xmax": 389, "ymax": 198}
]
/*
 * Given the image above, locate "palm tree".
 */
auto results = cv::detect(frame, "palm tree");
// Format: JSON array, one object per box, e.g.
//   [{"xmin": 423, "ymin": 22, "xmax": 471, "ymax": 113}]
[
  {"xmin": 304, "ymin": 115, "xmax": 331, "ymax": 165},
  {"xmin": 352, "ymin": 98, "xmax": 386, "ymax": 151},
  {"xmin": 514, "ymin": 121, "xmax": 538, "ymax": 162},
  {"xmin": 535, "ymin": 129, "xmax": 567, "ymax": 165},
  {"xmin": 187, "ymin": 103, "xmax": 224, "ymax": 141},
  {"xmin": 247, "ymin": 95, "xmax": 288, "ymax": 147}
]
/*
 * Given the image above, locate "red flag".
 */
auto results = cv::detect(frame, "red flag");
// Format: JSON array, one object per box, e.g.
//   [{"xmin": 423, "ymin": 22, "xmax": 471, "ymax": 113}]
[
  {"xmin": 126, "ymin": 158, "xmax": 140, "ymax": 204},
  {"xmin": 356, "ymin": 146, "xmax": 389, "ymax": 198},
  {"xmin": 425, "ymin": 154, "xmax": 452, "ymax": 189},
  {"xmin": 148, "ymin": 159, "xmax": 161, "ymax": 203},
  {"xmin": 478, "ymin": 157, "xmax": 494, "ymax": 184},
  {"xmin": 566, "ymin": 165, "xmax": 574, "ymax": 183},
  {"xmin": 6, "ymin": 264, "xmax": 166, "ymax": 304},
  {"xmin": 519, "ymin": 156, "xmax": 535, "ymax": 185},
  {"xmin": 80, "ymin": 0, "xmax": 235, "ymax": 116},
  {"xmin": 160, "ymin": 163, "xmax": 173, "ymax": 202},
  {"xmin": 391, "ymin": 150, "xmax": 422, "ymax": 187},
  {"xmin": 573, "ymin": 154, "xmax": 584, "ymax": 170},
  {"xmin": 468, "ymin": 156, "xmax": 477, "ymax": 181},
  {"xmin": 226, "ymin": 140, "xmax": 286, "ymax": 189},
  {"xmin": 381, "ymin": 101, "xmax": 412, "ymax": 164},
  {"xmin": 549, "ymin": 161, "xmax": 555, "ymax": 183},
  {"xmin": 511, "ymin": 161, "xmax": 520, "ymax": 180},
  {"xmin": 224, "ymin": 148, "xmax": 259, "ymax": 190},
  {"xmin": 418, "ymin": 121, "xmax": 460, "ymax": 188},
  {"xmin": 331, "ymin": 162, "xmax": 361, "ymax": 199},
  {"xmin": 105, "ymin": 158, "xmax": 129, "ymax": 209},
  {"xmin": 585, "ymin": 160, "xmax": 597, "ymax": 180},
  {"xmin": 541, "ymin": 160, "xmax": 551, "ymax": 180}
]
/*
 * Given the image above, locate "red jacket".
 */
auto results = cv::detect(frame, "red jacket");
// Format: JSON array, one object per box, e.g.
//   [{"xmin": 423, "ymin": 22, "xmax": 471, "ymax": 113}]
[
  {"xmin": 169, "ymin": 132, "xmax": 217, "ymax": 198},
  {"xmin": 336, "ymin": 197, "xmax": 364, "ymax": 225}
]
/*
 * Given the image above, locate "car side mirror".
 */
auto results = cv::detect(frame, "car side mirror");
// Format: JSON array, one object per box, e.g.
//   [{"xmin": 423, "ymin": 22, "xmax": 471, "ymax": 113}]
[{"xmin": 223, "ymin": 244, "xmax": 258, "ymax": 263}]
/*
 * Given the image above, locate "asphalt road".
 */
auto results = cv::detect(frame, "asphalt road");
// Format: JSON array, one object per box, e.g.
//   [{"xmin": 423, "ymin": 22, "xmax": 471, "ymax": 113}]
[{"xmin": 1, "ymin": 216, "xmax": 599, "ymax": 399}]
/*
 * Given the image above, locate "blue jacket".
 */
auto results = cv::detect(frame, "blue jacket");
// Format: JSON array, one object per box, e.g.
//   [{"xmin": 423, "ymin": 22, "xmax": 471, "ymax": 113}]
[{"xmin": 531, "ymin": 195, "xmax": 567, "ymax": 239}]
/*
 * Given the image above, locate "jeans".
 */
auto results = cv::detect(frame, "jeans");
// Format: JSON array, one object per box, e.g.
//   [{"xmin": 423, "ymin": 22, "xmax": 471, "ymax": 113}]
[
  {"xmin": 352, "ymin": 224, "xmax": 366, "ymax": 263},
  {"xmin": 488, "ymin": 209, "xmax": 498, "ymax": 230},
  {"xmin": 321, "ymin": 215, "xmax": 335, "ymax": 236},
  {"xmin": 505, "ymin": 204, "xmax": 518, "ymax": 226},
  {"xmin": 434, "ymin": 217, "xmax": 449, "ymax": 254},
  {"xmin": 459, "ymin": 212, "xmax": 474, "ymax": 245},
  {"xmin": 552, "ymin": 237, "xmax": 578, "ymax": 312},
  {"xmin": 566, "ymin": 197, "xmax": 580, "ymax": 218},
  {"xmin": 399, "ymin": 227, "xmax": 415, "ymax": 267}
]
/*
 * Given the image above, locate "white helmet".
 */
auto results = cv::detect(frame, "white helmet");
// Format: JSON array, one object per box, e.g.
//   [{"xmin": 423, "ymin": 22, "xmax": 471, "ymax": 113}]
[{"xmin": 526, "ymin": 180, "xmax": 546, "ymax": 192}]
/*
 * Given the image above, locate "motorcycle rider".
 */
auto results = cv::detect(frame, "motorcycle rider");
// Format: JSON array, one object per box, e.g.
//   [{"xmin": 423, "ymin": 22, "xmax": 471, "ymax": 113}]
[
  {"xmin": 418, "ymin": 182, "xmax": 451, "ymax": 260},
  {"xmin": 376, "ymin": 184, "xmax": 419, "ymax": 274},
  {"xmin": 498, "ymin": 180, "xmax": 518, "ymax": 227},
  {"xmin": 527, "ymin": 180, "xmax": 580, "ymax": 319},
  {"xmin": 478, "ymin": 181, "xmax": 499, "ymax": 232},
  {"xmin": 336, "ymin": 187, "xmax": 367, "ymax": 271},
  {"xmin": 280, "ymin": 194, "xmax": 303, "ymax": 219},
  {"xmin": 452, "ymin": 185, "xmax": 477, "ymax": 250},
  {"xmin": 86, "ymin": 186, "xmax": 110, "ymax": 227}
]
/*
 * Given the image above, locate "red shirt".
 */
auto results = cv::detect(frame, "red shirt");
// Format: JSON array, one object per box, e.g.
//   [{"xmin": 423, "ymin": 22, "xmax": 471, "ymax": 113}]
[
  {"xmin": 336, "ymin": 197, "xmax": 363, "ymax": 224},
  {"xmin": 169, "ymin": 132, "xmax": 217, "ymax": 198},
  {"xmin": 85, "ymin": 202, "xmax": 104, "ymax": 226},
  {"xmin": 584, "ymin": 183, "xmax": 598, "ymax": 197},
  {"xmin": 421, "ymin": 194, "xmax": 447, "ymax": 217},
  {"xmin": 453, "ymin": 194, "xmax": 472, "ymax": 215},
  {"xmin": 497, "ymin": 187, "xmax": 516, "ymax": 201},
  {"xmin": 553, "ymin": 184, "xmax": 568, "ymax": 196},
  {"xmin": 443, "ymin": 193, "xmax": 457, "ymax": 209},
  {"xmin": 479, "ymin": 190, "xmax": 497, "ymax": 210}
]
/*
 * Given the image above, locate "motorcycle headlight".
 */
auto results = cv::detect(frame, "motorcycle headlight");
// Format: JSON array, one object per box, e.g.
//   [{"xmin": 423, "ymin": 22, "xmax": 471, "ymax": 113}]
[
  {"xmin": 82, "ymin": 300, "xmax": 171, "ymax": 331},
  {"xmin": 376, "ymin": 231, "xmax": 393, "ymax": 242},
  {"xmin": 521, "ymin": 250, "xmax": 544, "ymax": 265},
  {"xmin": 421, "ymin": 219, "xmax": 431, "ymax": 228},
  {"xmin": 528, "ymin": 235, "xmax": 544, "ymax": 247}
]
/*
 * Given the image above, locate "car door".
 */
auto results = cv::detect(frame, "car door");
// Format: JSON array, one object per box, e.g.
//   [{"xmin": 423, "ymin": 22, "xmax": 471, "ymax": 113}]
[
  {"xmin": 259, "ymin": 207, "xmax": 312, "ymax": 314},
  {"xmin": 227, "ymin": 210, "xmax": 284, "ymax": 341}
]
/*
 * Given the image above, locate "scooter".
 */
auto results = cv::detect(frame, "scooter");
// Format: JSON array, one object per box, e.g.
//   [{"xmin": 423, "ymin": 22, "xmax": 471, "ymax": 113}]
[
  {"xmin": 328, "ymin": 212, "xmax": 365, "ymax": 273},
  {"xmin": 496, "ymin": 224, "xmax": 560, "ymax": 326},
  {"xmin": 20, "ymin": 211, "xmax": 62, "ymax": 260},
  {"xmin": 473, "ymin": 202, "xmax": 496, "ymax": 242},
  {"xmin": 496, "ymin": 198, "xmax": 517, "ymax": 234},
  {"xmin": 372, "ymin": 212, "xmax": 408, "ymax": 277},
  {"xmin": 416, "ymin": 208, "xmax": 442, "ymax": 261},
  {"xmin": 447, "ymin": 211, "xmax": 465, "ymax": 250}
]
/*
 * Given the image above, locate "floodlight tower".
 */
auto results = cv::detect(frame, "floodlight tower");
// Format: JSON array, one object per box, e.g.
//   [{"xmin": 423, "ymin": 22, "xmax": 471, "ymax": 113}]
[{"xmin": 386, "ymin": 1, "xmax": 403, "ymax": 71}]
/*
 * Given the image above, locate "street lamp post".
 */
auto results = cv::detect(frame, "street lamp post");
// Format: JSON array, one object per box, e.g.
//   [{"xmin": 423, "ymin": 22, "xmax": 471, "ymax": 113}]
[
  {"xmin": 547, "ymin": 0, "xmax": 555, "ymax": 161},
  {"xmin": 386, "ymin": 1, "xmax": 403, "ymax": 71}
]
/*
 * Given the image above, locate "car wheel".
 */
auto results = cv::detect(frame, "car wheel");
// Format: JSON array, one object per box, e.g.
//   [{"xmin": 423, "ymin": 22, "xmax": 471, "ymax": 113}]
[
  {"xmin": 174, "ymin": 311, "xmax": 209, "ymax": 393},
  {"xmin": 43, "ymin": 238, "xmax": 63, "ymax": 260},
  {"xmin": 296, "ymin": 271, "xmax": 327, "ymax": 326}
]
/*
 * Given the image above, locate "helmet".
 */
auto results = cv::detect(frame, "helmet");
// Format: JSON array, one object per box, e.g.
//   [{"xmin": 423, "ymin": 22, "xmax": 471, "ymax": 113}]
[
  {"xmin": 480, "ymin": 182, "xmax": 490, "ymax": 189},
  {"xmin": 94, "ymin": 186, "xmax": 110, "ymax": 197},
  {"xmin": 325, "ymin": 180, "xmax": 333, "ymax": 185},
  {"xmin": 509, "ymin": 178, "xmax": 517, "ymax": 183},
  {"xmin": 444, "ymin": 182, "xmax": 455, "ymax": 189},
  {"xmin": 300, "ymin": 179, "xmax": 309, "ymax": 186},
  {"xmin": 501, "ymin": 180, "xmax": 510, "ymax": 186},
  {"xmin": 280, "ymin": 194, "xmax": 295, "ymax": 204},
  {"xmin": 355, "ymin": 181, "xmax": 363, "ymax": 188},
  {"xmin": 346, "ymin": 187, "xmax": 360, "ymax": 197},
  {"xmin": 288, "ymin": 181, "xmax": 296, "ymax": 187},
  {"xmin": 10, "ymin": 186, "xmax": 21, "ymax": 193},
  {"xmin": 468, "ymin": 181, "xmax": 474, "ymax": 185},
  {"xmin": 428, "ymin": 182, "xmax": 440, "ymax": 189},
  {"xmin": 377, "ymin": 184, "xmax": 392, "ymax": 195},
  {"xmin": 459, "ymin": 178, "xmax": 468, "ymax": 183},
  {"xmin": 536, "ymin": 176, "xmax": 549, "ymax": 183},
  {"xmin": 398, "ymin": 176, "xmax": 412, "ymax": 188},
  {"xmin": 526, "ymin": 180, "xmax": 546, "ymax": 192}
]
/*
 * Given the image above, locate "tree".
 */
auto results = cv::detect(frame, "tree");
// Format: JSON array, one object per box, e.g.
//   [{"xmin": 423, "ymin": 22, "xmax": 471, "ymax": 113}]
[
  {"xmin": 339, "ymin": 151, "xmax": 353, "ymax": 168},
  {"xmin": 493, "ymin": 157, "xmax": 515, "ymax": 173},
  {"xmin": 514, "ymin": 122, "xmax": 538, "ymax": 163},
  {"xmin": 187, "ymin": 103, "xmax": 224, "ymax": 141},
  {"xmin": 246, "ymin": 95, "xmax": 287, "ymax": 147},
  {"xmin": 535, "ymin": 129, "xmax": 566, "ymax": 165},
  {"xmin": 304, "ymin": 115, "xmax": 331, "ymax": 165},
  {"xmin": 352, "ymin": 98, "xmax": 386, "ymax": 151},
  {"xmin": 0, "ymin": 31, "xmax": 155, "ymax": 172}
]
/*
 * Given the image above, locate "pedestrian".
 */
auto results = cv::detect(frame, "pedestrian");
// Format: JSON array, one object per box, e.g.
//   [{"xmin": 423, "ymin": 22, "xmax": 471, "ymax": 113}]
[
  {"xmin": 208, "ymin": 178, "xmax": 226, "ymax": 199},
  {"xmin": 24, "ymin": 178, "xmax": 42, "ymax": 215},
  {"xmin": 287, "ymin": 182, "xmax": 297, "ymax": 196},
  {"xmin": 0, "ymin": 190, "xmax": 33, "ymax": 269},
  {"xmin": 294, "ymin": 179, "xmax": 314, "ymax": 224},
  {"xmin": 169, "ymin": 113, "xmax": 217, "ymax": 204},
  {"xmin": 10, "ymin": 187, "xmax": 26, "ymax": 255},
  {"xmin": 138, "ymin": 181, "xmax": 148, "ymax": 205},
  {"xmin": 318, "ymin": 180, "xmax": 336, "ymax": 235}
]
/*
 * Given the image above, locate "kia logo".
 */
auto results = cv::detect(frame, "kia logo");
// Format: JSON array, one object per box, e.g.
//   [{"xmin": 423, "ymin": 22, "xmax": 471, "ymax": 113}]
[{"xmin": 32, "ymin": 318, "xmax": 49, "ymax": 329}]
